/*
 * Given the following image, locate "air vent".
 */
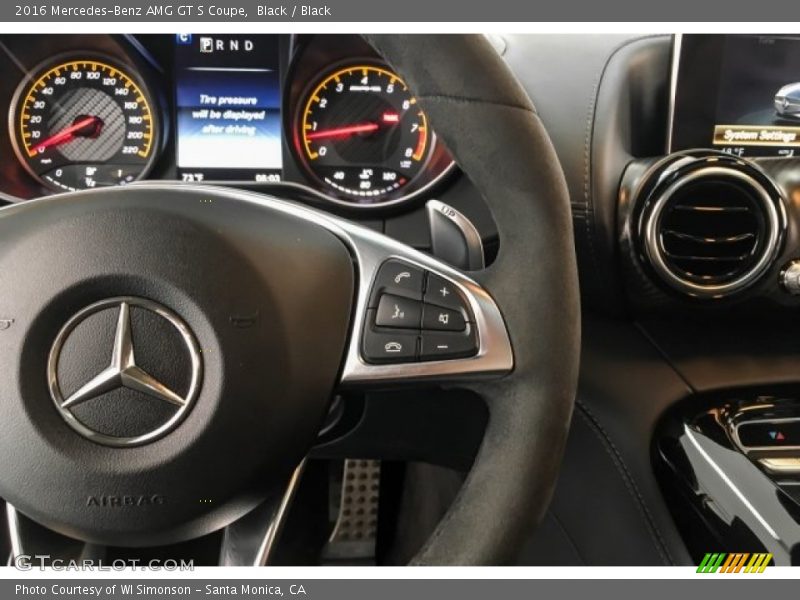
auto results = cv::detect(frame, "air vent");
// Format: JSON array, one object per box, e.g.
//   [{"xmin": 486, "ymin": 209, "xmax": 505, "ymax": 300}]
[{"xmin": 641, "ymin": 164, "xmax": 783, "ymax": 298}]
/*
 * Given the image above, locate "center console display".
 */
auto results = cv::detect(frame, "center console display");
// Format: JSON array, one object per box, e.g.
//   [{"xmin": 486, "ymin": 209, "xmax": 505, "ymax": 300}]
[
  {"xmin": 174, "ymin": 33, "xmax": 283, "ymax": 182},
  {"xmin": 670, "ymin": 35, "xmax": 800, "ymax": 158}
]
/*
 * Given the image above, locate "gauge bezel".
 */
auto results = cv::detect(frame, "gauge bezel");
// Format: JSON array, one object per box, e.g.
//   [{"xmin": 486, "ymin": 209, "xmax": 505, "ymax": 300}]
[
  {"xmin": 290, "ymin": 59, "xmax": 456, "ymax": 210},
  {"xmin": 8, "ymin": 51, "xmax": 161, "ymax": 193}
]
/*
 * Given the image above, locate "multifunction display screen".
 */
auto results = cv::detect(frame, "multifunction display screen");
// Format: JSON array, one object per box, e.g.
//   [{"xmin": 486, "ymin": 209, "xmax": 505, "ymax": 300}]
[
  {"xmin": 671, "ymin": 35, "xmax": 800, "ymax": 158},
  {"xmin": 174, "ymin": 33, "xmax": 283, "ymax": 182}
]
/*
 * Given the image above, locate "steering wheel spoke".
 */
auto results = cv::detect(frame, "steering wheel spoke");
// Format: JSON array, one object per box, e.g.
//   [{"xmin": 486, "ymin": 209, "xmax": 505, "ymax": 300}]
[
  {"xmin": 218, "ymin": 460, "xmax": 306, "ymax": 566},
  {"xmin": 6, "ymin": 504, "xmax": 106, "ymax": 567}
]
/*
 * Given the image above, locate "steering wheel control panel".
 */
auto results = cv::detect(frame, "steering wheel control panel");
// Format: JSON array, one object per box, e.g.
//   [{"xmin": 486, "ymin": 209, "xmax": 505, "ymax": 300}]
[{"xmin": 362, "ymin": 259, "xmax": 478, "ymax": 363}]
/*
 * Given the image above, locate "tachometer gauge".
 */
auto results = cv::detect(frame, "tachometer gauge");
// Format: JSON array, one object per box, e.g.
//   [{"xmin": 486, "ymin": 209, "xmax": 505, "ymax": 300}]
[
  {"xmin": 10, "ymin": 56, "xmax": 158, "ymax": 192},
  {"xmin": 295, "ymin": 64, "xmax": 452, "ymax": 206}
]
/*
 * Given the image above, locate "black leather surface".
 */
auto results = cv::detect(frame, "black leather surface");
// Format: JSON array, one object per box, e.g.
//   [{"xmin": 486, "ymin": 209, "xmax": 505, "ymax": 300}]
[
  {"xmin": 501, "ymin": 34, "xmax": 632, "ymax": 316},
  {"xmin": 520, "ymin": 315, "xmax": 693, "ymax": 565},
  {"xmin": 519, "ymin": 405, "xmax": 684, "ymax": 565},
  {"xmin": 518, "ymin": 413, "xmax": 671, "ymax": 566},
  {"xmin": 366, "ymin": 34, "xmax": 581, "ymax": 565},
  {"xmin": 501, "ymin": 35, "xmax": 668, "ymax": 316},
  {"xmin": 640, "ymin": 317, "xmax": 800, "ymax": 393},
  {"xmin": 587, "ymin": 36, "xmax": 672, "ymax": 314}
]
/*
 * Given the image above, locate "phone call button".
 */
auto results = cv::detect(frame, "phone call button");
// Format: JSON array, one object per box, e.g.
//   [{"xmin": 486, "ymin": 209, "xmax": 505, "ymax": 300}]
[{"xmin": 369, "ymin": 260, "xmax": 425, "ymax": 306}]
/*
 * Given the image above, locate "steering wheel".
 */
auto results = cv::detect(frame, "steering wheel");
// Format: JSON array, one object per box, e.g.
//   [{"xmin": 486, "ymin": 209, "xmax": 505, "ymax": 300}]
[{"xmin": 0, "ymin": 35, "xmax": 579, "ymax": 565}]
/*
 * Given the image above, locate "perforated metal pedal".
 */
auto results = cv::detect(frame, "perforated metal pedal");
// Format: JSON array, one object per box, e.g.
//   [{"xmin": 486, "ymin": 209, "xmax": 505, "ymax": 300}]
[{"xmin": 323, "ymin": 459, "xmax": 381, "ymax": 564}]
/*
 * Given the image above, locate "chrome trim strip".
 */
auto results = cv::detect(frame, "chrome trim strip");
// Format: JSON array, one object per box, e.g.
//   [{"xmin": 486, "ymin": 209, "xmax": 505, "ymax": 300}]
[
  {"xmin": 6, "ymin": 504, "xmax": 23, "ymax": 560},
  {"xmin": 685, "ymin": 426, "xmax": 779, "ymax": 541},
  {"xmin": 0, "ymin": 183, "xmax": 513, "ymax": 385},
  {"xmin": 218, "ymin": 459, "xmax": 307, "ymax": 566},
  {"xmin": 759, "ymin": 457, "xmax": 800, "ymax": 474},
  {"xmin": 253, "ymin": 459, "xmax": 306, "ymax": 566},
  {"xmin": 665, "ymin": 33, "xmax": 682, "ymax": 154},
  {"xmin": 642, "ymin": 165, "xmax": 781, "ymax": 299}
]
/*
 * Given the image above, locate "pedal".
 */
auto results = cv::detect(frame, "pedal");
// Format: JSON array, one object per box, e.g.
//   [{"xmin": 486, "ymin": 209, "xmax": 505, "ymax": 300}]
[{"xmin": 322, "ymin": 459, "xmax": 381, "ymax": 564}]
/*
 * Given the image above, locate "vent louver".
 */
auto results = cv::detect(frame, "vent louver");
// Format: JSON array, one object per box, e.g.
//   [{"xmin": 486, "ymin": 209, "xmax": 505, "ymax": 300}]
[{"xmin": 641, "ymin": 164, "xmax": 782, "ymax": 298}]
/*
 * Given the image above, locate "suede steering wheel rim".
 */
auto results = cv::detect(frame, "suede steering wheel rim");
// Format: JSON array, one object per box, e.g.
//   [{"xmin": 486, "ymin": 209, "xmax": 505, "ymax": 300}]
[{"xmin": 365, "ymin": 34, "xmax": 581, "ymax": 565}]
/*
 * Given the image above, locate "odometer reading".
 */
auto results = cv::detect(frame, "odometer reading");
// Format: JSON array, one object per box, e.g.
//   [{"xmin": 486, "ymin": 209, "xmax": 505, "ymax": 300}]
[
  {"xmin": 12, "ymin": 58, "xmax": 157, "ymax": 192},
  {"xmin": 298, "ymin": 65, "xmax": 433, "ymax": 204}
]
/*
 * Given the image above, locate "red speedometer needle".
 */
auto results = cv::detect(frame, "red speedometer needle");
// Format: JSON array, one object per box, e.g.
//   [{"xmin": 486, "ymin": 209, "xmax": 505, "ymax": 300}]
[
  {"xmin": 306, "ymin": 122, "xmax": 380, "ymax": 140},
  {"xmin": 31, "ymin": 116, "xmax": 102, "ymax": 155}
]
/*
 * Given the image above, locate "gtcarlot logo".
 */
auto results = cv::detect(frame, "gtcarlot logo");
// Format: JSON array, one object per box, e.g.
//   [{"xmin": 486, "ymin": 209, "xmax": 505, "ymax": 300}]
[{"xmin": 12, "ymin": 554, "xmax": 194, "ymax": 571}]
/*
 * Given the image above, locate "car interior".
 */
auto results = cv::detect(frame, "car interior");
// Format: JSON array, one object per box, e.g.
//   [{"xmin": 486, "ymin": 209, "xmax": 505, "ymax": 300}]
[{"xmin": 1, "ymin": 32, "xmax": 799, "ymax": 567}]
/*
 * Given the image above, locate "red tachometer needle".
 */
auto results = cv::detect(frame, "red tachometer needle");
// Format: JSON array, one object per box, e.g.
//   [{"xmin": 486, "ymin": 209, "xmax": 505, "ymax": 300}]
[
  {"xmin": 306, "ymin": 122, "xmax": 380, "ymax": 140},
  {"xmin": 30, "ymin": 116, "xmax": 102, "ymax": 156}
]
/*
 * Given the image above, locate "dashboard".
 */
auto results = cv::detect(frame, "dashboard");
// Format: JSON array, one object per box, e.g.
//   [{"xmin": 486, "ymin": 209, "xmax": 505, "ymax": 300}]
[
  {"xmin": 3, "ymin": 32, "xmax": 800, "ymax": 567},
  {"xmin": 0, "ymin": 34, "xmax": 456, "ymax": 211},
  {"xmin": 5, "ymin": 32, "xmax": 799, "ymax": 306}
]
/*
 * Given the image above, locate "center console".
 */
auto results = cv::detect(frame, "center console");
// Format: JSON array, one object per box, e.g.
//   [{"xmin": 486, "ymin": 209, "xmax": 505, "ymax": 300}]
[{"xmin": 656, "ymin": 392, "xmax": 800, "ymax": 565}]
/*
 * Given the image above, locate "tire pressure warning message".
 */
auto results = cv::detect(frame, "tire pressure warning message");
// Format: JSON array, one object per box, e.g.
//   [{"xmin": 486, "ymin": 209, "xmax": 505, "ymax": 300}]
[{"xmin": 174, "ymin": 34, "xmax": 283, "ymax": 183}]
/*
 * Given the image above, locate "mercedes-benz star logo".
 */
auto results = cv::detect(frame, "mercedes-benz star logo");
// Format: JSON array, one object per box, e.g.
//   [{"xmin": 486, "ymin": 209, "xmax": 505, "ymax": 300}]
[{"xmin": 48, "ymin": 297, "xmax": 203, "ymax": 447}]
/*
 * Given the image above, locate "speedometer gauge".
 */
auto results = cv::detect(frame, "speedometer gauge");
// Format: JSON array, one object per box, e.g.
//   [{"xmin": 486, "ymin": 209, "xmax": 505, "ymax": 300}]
[
  {"xmin": 295, "ymin": 64, "xmax": 452, "ymax": 206},
  {"xmin": 10, "ymin": 56, "xmax": 158, "ymax": 192}
]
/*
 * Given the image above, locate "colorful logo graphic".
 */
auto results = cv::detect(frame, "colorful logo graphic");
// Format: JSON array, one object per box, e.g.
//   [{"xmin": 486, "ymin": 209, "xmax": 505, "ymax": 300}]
[{"xmin": 697, "ymin": 553, "xmax": 773, "ymax": 573}]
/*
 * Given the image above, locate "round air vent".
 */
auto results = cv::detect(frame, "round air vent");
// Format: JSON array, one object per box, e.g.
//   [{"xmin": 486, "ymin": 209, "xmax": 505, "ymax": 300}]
[{"xmin": 638, "ymin": 154, "xmax": 784, "ymax": 299}]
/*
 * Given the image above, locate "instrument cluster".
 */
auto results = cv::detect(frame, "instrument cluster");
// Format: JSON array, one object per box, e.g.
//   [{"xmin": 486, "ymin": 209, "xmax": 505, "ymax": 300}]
[{"xmin": 0, "ymin": 34, "xmax": 456, "ymax": 211}]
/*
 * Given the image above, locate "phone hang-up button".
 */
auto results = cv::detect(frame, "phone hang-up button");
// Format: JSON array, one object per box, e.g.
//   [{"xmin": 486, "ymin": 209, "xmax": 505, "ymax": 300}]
[{"xmin": 362, "ymin": 329, "xmax": 418, "ymax": 363}]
